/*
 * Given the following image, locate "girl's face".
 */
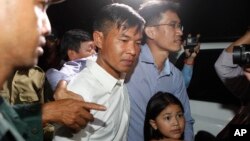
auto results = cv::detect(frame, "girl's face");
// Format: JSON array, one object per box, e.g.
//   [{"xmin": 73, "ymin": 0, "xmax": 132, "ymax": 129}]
[{"xmin": 150, "ymin": 104, "xmax": 185, "ymax": 139}]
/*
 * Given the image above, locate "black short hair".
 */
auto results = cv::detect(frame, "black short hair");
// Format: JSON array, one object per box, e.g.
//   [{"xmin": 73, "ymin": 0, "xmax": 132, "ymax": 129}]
[
  {"xmin": 93, "ymin": 3, "xmax": 145, "ymax": 36},
  {"xmin": 138, "ymin": 0, "xmax": 180, "ymax": 26},
  {"xmin": 138, "ymin": 1, "xmax": 180, "ymax": 44},
  {"xmin": 60, "ymin": 29, "xmax": 92, "ymax": 61}
]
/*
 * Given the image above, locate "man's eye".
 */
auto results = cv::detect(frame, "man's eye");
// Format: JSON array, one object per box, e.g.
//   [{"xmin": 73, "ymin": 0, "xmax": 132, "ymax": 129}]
[{"xmin": 120, "ymin": 39, "xmax": 128, "ymax": 42}]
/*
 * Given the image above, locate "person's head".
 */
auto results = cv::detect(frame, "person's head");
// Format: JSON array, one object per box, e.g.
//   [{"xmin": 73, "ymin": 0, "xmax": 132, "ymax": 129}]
[
  {"xmin": 0, "ymin": 0, "xmax": 64, "ymax": 70},
  {"xmin": 139, "ymin": 0, "xmax": 183, "ymax": 52},
  {"xmin": 60, "ymin": 29, "xmax": 96, "ymax": 61},
  {"xmin": 144, "ymin": 91, "xmax": 185, "ymax": 141},
  {"xmin": 38, "ymin": 30, "xmax": 61, "ymax": 71},
  {"xmin": 93, "ymin": 3, "xmax": 145, "ymax": 79}
]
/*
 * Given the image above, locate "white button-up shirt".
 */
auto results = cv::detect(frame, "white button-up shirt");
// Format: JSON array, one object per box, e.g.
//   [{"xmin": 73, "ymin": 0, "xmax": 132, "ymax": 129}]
[{"xmin": 54, "ymin": 60, "xmax": 130, "ymax": 141}]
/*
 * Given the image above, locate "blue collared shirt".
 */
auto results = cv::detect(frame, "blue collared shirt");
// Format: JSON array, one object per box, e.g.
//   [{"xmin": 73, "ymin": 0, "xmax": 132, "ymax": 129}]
[{"xmin": 126, "ymin": 44, "xmax": 194, "ymax": 141}]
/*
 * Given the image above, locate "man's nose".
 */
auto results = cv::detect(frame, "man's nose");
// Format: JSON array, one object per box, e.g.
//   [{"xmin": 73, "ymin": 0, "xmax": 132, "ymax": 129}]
[{"xmin": 42, "ymin": 13, "xmax": 52, "ymax": 36}]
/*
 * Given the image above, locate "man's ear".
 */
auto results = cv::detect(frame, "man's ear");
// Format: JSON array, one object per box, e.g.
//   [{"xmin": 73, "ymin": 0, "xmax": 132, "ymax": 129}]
[
  {"xmin": 67, "ymin": 50, "xmax": 76, "ymax": 61},
  {"xmin": 149, "ymin": 119, "xmax": 158, "ymax": 130},
  {"xmin": 93, "ymin": 31, "xmax": 104, "ymax": 49},
  {"xmin": 144, "ymin": 27, "xmax": 155, "ymax": 39}
]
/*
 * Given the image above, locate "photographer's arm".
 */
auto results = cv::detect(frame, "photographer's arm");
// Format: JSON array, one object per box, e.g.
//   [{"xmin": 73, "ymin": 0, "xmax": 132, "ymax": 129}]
[
  {"xmin": 182, "ymin": 34, "xmax": 200, "ymax": 88},
  {"xmin": 225, "ymin": 31, "xmax": 250, "ymax": 53},
  {"xmin": 214, "ymin": 30, "xmax": 250, "ymax": 100}
]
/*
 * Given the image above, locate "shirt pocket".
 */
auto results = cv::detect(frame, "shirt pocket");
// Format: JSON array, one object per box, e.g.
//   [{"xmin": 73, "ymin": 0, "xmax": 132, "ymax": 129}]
[{"xmin": 19, "ymin": 91, "xmax": 39, "ymax": 103}]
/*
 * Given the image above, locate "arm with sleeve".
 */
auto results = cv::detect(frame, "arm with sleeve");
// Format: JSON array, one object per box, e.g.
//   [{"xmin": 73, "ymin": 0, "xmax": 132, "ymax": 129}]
[
  {"xmin": 214, "ymin": 50, "xmax": 250, "ymax": 100},
  {"xmin": 0, "ymin": 97, "xmax": 42, "ymax": 141}
]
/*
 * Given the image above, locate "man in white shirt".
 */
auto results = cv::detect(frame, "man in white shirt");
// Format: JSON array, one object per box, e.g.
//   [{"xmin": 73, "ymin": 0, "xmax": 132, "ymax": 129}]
[{"xmin": 53, "ymin": 3, "xmax": 145, "ymax": 141}]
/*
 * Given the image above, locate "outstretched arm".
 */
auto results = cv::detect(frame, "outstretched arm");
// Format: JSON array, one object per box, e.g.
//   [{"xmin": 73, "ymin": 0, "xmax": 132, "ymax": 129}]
[
  {"xmin": 214, "ymin": 30, "xmax": 250, "ymax": 99},
  {"xmin": 42, "ymin": 80, "xmax": 106, "ymax": 132}
]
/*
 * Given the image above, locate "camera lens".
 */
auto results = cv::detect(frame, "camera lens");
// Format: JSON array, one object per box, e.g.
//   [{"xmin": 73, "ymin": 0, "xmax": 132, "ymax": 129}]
[
  {"xmin": 233, "ymin": 44, "xmax": 250, "ymax": 66},
  {"xmin": 233, "ymin": 46, "xmax": 242, "ymax": 65}
]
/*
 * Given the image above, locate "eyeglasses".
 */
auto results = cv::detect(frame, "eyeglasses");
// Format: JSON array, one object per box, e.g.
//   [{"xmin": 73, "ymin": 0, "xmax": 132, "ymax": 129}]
[{"xmin": 147, "ymin": 23, "xmax": 183, "ymax": 31}]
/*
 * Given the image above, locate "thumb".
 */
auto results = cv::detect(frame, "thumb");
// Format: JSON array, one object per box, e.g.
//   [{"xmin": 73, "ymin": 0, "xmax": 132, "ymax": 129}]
[{"xmin": 56, "ymin": 80, "xmax": 68, "ymax": 90}]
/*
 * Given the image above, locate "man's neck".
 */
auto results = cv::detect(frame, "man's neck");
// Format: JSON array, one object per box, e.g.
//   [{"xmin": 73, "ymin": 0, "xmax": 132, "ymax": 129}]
[
  {"xmin": 0, "ymin": 64, "xmax": 13, "ymax": 89},
  {"xmin": 96, "ymin": 58, "xmax": 122, "ymax": 80},
  {"xmin": 147, "ymin": 41, "xmax": 169, "ymax": 72}
]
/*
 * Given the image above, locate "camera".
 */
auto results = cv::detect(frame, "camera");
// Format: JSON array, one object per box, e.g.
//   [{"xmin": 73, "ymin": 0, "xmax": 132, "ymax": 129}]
[
  {"xmin": 183, "ymin": 34, "xmax": 200, "ymax": 54},
  {"xmin": 233, "ymin": 44, "xmax": 250, "ymax": 66}
]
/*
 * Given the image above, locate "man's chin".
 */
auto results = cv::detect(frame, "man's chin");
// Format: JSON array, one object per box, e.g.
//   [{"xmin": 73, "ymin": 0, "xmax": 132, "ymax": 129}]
[
  {"xmin": 37, "ymin": 47, "xmax": 44, "ymax": 56},
  {"xmin": 15, "ymin": 64, "xmax": 35, "ymax": 71},
  {"xmin": 16, "ymin": 59, "xmax": 38, "ymax": 70}
]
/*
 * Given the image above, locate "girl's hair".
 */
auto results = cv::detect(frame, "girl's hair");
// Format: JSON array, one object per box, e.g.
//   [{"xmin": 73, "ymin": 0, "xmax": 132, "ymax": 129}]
[{"xmin": 144, "ymin": 91, "xmax": 184, "ymax": 141}]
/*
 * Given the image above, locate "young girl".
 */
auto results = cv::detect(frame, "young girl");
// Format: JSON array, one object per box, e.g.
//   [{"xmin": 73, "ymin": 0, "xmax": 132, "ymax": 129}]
[{"xmin": 144, "ymin": 92, "xmax": 185, "ymax": 141}]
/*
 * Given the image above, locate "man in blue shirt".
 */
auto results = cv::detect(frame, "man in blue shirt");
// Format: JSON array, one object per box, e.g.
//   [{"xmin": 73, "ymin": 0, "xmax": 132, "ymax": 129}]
[{"xmin": 126, "ymin": 1, "xmax": 194, "ymax": 140}]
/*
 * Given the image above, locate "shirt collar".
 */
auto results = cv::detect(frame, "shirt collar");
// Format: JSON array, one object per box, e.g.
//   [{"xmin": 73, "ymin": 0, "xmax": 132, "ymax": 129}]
[
  {"xmin": 140, "ymin": 44, "xmax": 171, "ymax": 75},
  {"xmin": 140, "ymin": 44, "xmax": 155, "ymax": 64},
  {"xmin": 87, "ymin": 60, "xmax": 124, "ymax": 92}
]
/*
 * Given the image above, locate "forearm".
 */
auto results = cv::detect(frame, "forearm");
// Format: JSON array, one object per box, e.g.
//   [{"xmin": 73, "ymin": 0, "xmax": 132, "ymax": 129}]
[
  {"xmin": 226, "ymin": 31, "xmax": 250, "ymax": 53},
  {"xmin": 182, "ymin": 64, "xmax": 193, "ymax": 88},
  {"xmin": 215, "ymin": 50, "xmax": 243, "ymax": 81}
]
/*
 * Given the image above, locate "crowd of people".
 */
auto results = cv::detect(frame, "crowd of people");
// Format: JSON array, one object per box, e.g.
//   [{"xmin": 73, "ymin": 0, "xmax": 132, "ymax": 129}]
[{"xmin": 0, "ymin": 0, "xmax": 249, "ymax": 141}]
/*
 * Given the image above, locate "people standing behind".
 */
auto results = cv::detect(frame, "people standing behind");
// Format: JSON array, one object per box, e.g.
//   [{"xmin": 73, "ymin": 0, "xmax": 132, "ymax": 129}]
[
  {"xmin": 214, "ymin": 30, "xmax": 250, "ymax": 102},
  {"xmin": 171, "ymin": 34, "xmax": 200, "ymax": 88},
  {"xmin": 125, "ymin": 1, "xmax": 194, "ymax": 141},
  {"xmin": 38, "ymin": 31, "xmax": 61, "ymax": 71},
  {"xmin": 144, "ymin": 92, "xmax": 185, "ymax": 141},
  {"xmin": 53, "ymin": 3, "xmax": 144, "ymax": 141},
  {"xmin": 0, "ymin": 0, "xmax": 106, "ymax": 140},
  {"xmin": 46, "ymin": 29, "xmax": 97, "ymax": 91}
]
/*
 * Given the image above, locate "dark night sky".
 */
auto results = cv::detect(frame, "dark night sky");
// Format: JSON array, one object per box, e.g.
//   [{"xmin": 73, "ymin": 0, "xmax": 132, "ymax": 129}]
[{"xmin": 47, "ymin": 0, "xmax": 250, "ymax": 42}]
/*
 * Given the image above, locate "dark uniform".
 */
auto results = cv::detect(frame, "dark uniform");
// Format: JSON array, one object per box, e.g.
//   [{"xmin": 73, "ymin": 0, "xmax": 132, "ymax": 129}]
[
  {"xmin": 0, "ymin": 97, "xmax": 43, "ymax": 141},
  {"xmin": 0, "ymin": 66, "xmax": 54, "ymax": 141}
]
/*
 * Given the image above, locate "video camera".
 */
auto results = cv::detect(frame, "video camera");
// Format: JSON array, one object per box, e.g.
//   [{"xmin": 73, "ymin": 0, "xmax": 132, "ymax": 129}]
[
  {"xmin": 183, "ymin": 34, "xmax": 200, "ymax": 54},
  {"xmin": 233, "ymin": 44, "xmax": 250, "ymax": 66}
]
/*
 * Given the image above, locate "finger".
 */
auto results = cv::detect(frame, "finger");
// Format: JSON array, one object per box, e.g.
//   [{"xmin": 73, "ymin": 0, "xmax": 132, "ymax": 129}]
[
  {"xmin": 81, "ymin": 102, "xmax": 106, "ymax": 111},
  {"xmin": 77, "ymin": 109, "xmax": 95, "ymax": 122},
  {"xmin": 74, "ymin": 116, "xmax": 88, "ymax": 129},
  {"xmin": 244, "ymin": 68, "xmax": 250, "ymax": 73},
  {"xmin": 196, "ymin": 34, "xmax": 201, "ymax": 39},
  {"xmin": 68, "ymin": 123, "xmax": 82, "ymax": 133}
]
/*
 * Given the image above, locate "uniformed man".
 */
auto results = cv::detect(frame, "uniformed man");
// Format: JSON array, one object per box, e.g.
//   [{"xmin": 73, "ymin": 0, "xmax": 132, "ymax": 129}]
[{"xmin": 0, "ymin": 0, "xmax": 106, "ymax": 140}]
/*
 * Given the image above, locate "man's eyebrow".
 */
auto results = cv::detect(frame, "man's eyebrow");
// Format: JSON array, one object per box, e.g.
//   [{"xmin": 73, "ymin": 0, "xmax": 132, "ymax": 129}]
[{"xmin": 120, "ymin": 33, "xmax": 130, "ymax": 38}]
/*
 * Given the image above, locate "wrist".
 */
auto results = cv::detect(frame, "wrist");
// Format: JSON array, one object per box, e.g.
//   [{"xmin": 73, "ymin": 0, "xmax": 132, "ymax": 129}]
[
  {"xmin": 42, "ymin": 102, "xmax": 56, "ymax": 126},
  {"xmin": 184, "ymin": 58, "xmax": 194, "ymax": 65}
]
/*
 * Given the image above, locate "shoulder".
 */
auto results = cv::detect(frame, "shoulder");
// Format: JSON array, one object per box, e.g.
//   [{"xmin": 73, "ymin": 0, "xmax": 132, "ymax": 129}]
[
  {"xmin": 67, "ymin": 67, "xmax": 95, "ymax": 89},
  {"xmin": 15, "ymin": 66, "xmax": 45, "ymax": 83}
]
